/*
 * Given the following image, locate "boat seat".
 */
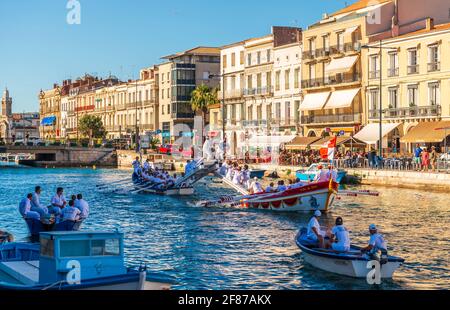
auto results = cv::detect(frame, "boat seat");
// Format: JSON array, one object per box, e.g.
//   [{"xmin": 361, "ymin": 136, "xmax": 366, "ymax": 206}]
[{"xmin": 0, "ymin": 261, "xmax": 39, "ymax": 285}]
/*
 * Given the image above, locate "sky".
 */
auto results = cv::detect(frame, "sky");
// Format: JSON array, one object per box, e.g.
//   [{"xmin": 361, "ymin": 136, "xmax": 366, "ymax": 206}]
[{"xmin": 0, "ymin": 0, "xmax": 357, "ymax": 112}]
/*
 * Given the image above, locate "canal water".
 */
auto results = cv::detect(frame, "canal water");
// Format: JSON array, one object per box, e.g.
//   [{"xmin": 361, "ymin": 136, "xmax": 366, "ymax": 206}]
[{"xmin": 0, "ymin": 167, "xmax": 448, "ymax": 290}]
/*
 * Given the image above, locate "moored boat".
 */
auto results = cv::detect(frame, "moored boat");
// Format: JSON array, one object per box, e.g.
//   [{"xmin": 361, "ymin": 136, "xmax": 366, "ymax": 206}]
[
  {"xmin": 295, "ymin": 228, "xmax": 404, "ymax": 279},
  {"xmin": 0, "ymin": 231, "xmax": 175, "ymax": 290},
  {"xmin": 296, "ymin": 163, "xmax": 347, "ymax": 184}
]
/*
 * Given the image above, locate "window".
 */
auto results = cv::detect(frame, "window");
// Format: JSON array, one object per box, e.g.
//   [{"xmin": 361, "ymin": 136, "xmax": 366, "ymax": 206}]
[
  {"xmin": 91, "ymin": 239, "xmax": 121, "ymax": 256},
  {"xmin": 294, "ymin": 68, "xmax": 300, "ymax": 88},
  {"xmin": 285, "ymin": 70, "xmax": 290, "ymax": 90},
  {"xmin": 257, "ymin": 105, "xmax": 262, "ymax": 120},
  {"xmin": 267, "ymin": 49, "xmax": 271, "ymax": 62},
  {"xmin": 285, "ymin": 101, "xmax": 291, "ymax": 123},
  {"xmin": 247, "ymin": 106, "xmax": 253, "ymax": 120},
  {"xmin": 231, "ymin": 75, "xmax": 236, "ymax": 90},
  {"xmin": 428, "ymin": 45, "xmax": 440, "ymax": 72},
  {"xmin": 428, "ymin": 82, "xmax": 440, "ymax": 106},
  {"xmin": 256, "ymin": 73, "xmax": 262, "ymax": 91},
  {"xmin": 388, "ymin": 87, "xmax": 398, "ymax": 109},
  {"xmin": 369, "ymin": 55, "xmax": 380, "ymax": 79},
  {"xmin": 247, "ymin": 75, "xmax": 253, "ymax": 90},
  {"xmin": 369, "ymin": 89, "xmax": 379, "ymax": 110},
  {"xmin": 309, "ymin": 64, "xmax": 316, "ymax": 81},
  {"xmin": 257, "ymin": 51, "xmax": 261, "ymax": 65},
  {"xmin": 407, "ymin": 85, "xmax": 418, "ymax": 107},
  {"xmin": 408, "ymin": 49, "xmax": 419, "ymax": 74},
  {"xmin": 323, "ymin": 35, "xmax": 330, "ymax": 52},
  {"xmin": 276, "ymin": 102, "xmax": 281, "ymax": 119},
  {"xmin": 337, "ymin": 32, "xmax": 344, "ymax": 51},
  {"xmin": 167, "ymin": 104, "xmax": 171, "ymax": 114},
  {"xmin": 388, "ymin": 52, "xmax": 399, "ymax": 77},
  {"xmin": 309, "ymin": 38, "xmax": 316, "ymax": 56},
  {"xmin": 60, "ymin": 240, "xmax": 90, "ymax": 257},
  {"xmin": 266, "ymin": 72, "xmax": 272, "ymax": 89},
  {"xmin": 247, "ymin": 53, "xmax": 252, "ymax": 66},
  {"xmin": 275, "ymin": 71, "xmax": 281, "ymax": 91},
  {"xmin": 240, "ymin": 51, "xmax": 244, "ymax": 65},
  {"xmin": 231, "ymin": 53, "xmax": 236, "ymax": 67},
  {"xmin": 223, "ymin": 55, "xmax": 227, "ymax": 69}
]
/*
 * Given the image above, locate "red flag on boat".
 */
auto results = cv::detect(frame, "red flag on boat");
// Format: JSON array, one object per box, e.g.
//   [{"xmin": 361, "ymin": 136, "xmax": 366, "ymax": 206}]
[{"xmin": 320, "ymin": 136, "xmax": 337, "ymax": 161}]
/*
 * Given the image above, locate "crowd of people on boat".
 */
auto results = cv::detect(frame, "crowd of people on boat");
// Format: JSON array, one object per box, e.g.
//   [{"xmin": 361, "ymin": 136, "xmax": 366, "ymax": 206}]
[
  {"xmin": 219, "ymin": 160, "xmax": 337, "ymax": 195},
  {"xmin": 305, "ymin": 210, "xmax": 387, "ymax": 257},
  {"xmin": 18, "ymin": 186, "xmax": 90, "ymax": 223}
]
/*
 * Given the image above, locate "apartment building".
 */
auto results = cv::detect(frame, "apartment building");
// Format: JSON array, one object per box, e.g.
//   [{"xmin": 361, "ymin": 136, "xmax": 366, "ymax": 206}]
[
  {"xmin": 359, "ymin": 20, "xmax": 450, "ymax": 152},
  {"xmin": 39, "ymin": 84, "xmax": 62, "ymax": 140},
  {"xmin": 159, "ymin": 47, "xmax": 220, "ymax": 144}
]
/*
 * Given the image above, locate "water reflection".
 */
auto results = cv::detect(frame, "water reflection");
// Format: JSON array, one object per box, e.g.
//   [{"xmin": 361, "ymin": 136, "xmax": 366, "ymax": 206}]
[{"xmin": 0, "ymin": 167, "xmax": 448, "ymax": 290}]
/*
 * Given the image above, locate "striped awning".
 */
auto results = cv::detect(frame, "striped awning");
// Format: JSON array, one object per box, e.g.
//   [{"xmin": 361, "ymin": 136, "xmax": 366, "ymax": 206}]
[{"xmin": 285, "ymin": 137, "xmax": 322, "ymax": 150}]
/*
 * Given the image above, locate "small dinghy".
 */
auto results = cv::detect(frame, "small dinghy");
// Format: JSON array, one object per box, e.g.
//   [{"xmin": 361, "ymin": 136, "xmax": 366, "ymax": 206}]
[
  {"xmin": 0, "ymin": 231, "xmax": 175, "ymax": 290},
  {"xmin": 295, "ymin": 228, "xmax": 404, "ymax": 279}
]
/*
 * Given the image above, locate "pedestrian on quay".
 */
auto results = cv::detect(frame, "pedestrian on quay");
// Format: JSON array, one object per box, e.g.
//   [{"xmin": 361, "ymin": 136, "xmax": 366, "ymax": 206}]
[
  {"xmin": 414, "ymin": 144, "xmax": 423, "ymax": 171},
  {"xmin": 421, "ymin": 147, "xmax": 430, "ymax": 172},
  {"xmin": 430, "ymin": 146, "xmax": 438, "ymax": 173}
]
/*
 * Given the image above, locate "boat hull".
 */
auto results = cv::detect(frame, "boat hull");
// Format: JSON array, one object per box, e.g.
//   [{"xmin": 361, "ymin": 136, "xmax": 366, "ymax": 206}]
[
  {"xmin": 295, "ymin": 231, "xmax": 404, "ymax": 279},
  {"xmin": 243, "ymin": 181, "xmax": 338, "ymax": 212}
]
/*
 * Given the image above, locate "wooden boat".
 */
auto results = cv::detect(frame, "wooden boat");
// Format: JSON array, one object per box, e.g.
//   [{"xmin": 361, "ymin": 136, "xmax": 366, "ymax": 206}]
[
  {"xmin": 0, "ymin": 231, "xmax": 174, "ymax": 290},
  {"xmin": 296, "ymin": 163, "xmax": 347, "ymax": 184},
  {"xmin": 295, "ymin": 228, "xmax": 404, "ymax": 278},
  {"xmin": 24, "ymin": 217, "xmax": 83, "ymax": 243},
  {"xmin": 197, "ymin": 180, "xmax": 339, "ymax": 213}
]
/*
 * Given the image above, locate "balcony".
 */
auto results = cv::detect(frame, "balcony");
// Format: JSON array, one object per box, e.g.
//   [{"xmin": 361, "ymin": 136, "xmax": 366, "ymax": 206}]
[
  {"xmin": 242, "ymin": 120, "xmax": 268, "ymax": 127},
  {"xmin": 270, "ymin": 118, "xmax": 298, "ymax": 127},
  {"xmin": 428, "ymin": 62, "xmax": 440, "ymax": 72},
  {"xmin": 75, "ymin": 105, "xmax": 95, "ymax": 113},
  {"xmin": 369, "ymin": 70, "xmax": 380, "ymax": 80},
  {"xmin": 407, "ymin": 65, "xmax": 419, "ymax": 75},
  {"xmin": 301, "ymin": 113, "xmax": 361, "ymax": 125},
  {"xmin": 383, "ymin": 105, "xmax": 441, "ymax": 119},
  {"xmin": 218, "ymin": 89, "xmax": 244, "ymax": 99},
  {"xmin": 243, "ymin": 86, "xmax": 273, "ymax": 97},
  {"xmin": 387, "ymin": 68, "xmax": 399, "ymax": 77},
  {"xmin": 302, "ymin": 73, "xmax": 360, "ymax": 89},
  {"xmin": 302, "ymin": 43, "xmax": 361, "ymax": 61}
]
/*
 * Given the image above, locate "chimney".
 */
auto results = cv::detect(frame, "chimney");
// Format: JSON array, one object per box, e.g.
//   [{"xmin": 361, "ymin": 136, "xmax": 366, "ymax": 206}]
[
  {"xmin": 53, "ymin": 83, "xmax": 58, "ymax": 89},
  {"xmin": 426, "ymin": 18, "xmax": 434, "ymax": 31}
]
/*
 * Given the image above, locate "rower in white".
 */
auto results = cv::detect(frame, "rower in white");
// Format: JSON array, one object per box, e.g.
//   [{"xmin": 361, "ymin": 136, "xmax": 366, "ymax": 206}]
[
  {"xmin": 328, "ymin": 217, "xmax": 351, "ymax": 252},
  {"xmin": 306, "ymin": 210, "xmax": 325, "ymax": 248},
  {"xmin": 360, "ymin": 224, "xmax": 388, "ymax": 259},
  {"xmin": 19, "ymin": 193, "xmax": 41, "ymax": 220},
  {"xmin": 31, "ymin": 186, "xmax": 49, "ymax": 217}
]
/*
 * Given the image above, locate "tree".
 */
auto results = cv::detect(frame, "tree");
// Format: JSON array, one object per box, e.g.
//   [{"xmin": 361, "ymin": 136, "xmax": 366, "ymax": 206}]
[
  {"xmin": 78, "ymin": 115, "xmax": 107, "ymax": 146},
  {"xmin": 190, "ymin": 84, "xmax": 219, "ymax": 133}
]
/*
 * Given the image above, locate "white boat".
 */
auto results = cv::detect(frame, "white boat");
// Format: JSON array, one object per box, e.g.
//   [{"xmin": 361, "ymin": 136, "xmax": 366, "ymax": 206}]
[{"xmin": 295, "ymin": 228, "xmax": 404, "ymax": 279}]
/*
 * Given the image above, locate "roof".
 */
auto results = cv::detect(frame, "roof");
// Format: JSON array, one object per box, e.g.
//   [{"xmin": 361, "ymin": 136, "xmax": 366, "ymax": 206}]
[
  {"xmin": 331, "ymin": 0, "xmax": 392, "ymax": 17},
  {"xmin": 391, "ymin": 22, "xmax": 450, "ymax": 40},
  {"xmin": 162, "ymin": 46, "xmax": 220, "ymax": 60}
]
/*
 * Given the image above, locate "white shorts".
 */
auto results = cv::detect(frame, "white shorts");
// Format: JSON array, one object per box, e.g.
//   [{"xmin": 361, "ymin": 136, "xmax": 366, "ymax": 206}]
[{"xmin": 332, "ymin": 243, "xmax": 350, "ymax": 252}]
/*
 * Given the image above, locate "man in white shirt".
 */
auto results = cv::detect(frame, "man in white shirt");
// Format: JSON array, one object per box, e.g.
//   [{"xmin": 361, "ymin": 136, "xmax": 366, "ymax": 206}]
[
  {"xmin": 330, "ymin": 217, "xmax": 351, "ymax": 252},
  {"xmin": 62, "ymin": 200, "xmax": 81, "ymax": 222},
  {"xmin": 143, "ymin": 159, "xmax": 150, "ymax": 172},
  {"xmin": 361, "ymin": 224, "xmax": 387, "ymax": 257},
  {"xmin": 31, "ymin": 186, "xmax": 48, "ymax": 217},
  {"xmin": 50, "ymin": 187, "xmax": 66, "ymax": 216},
  {"xmin": 242, "ymin": 165, "xmax": 251, "ymax": 190},
  {"xmin": 306, "ymin": 210, "xmax": 324, "ymax": 247},
  {"xmin": 250, "ymin": 177, "xmax": 264, "ymax": 194},
  {"xmin": 132, "ymin": 157, "xmax": 141, "ymax": 175},
  {"xmin": 314, "ymin": 165, "xmax": 330, "ymax": 183},
  {"xmin": 75, "ymin": 194, "xmax": 89, "ymax": 220},
  {"xmin": 19, "ymin": 194, "xmax": 41, "ymax": 220},
  {"xmin": 232, "ymin": 168, "xmax": 242, "ymax": 185}
]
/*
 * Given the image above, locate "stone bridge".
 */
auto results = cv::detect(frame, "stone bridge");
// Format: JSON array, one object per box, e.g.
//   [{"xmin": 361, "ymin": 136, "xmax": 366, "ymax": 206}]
[{"xmin": 0, "ymin": 146, "xmax": 117, "ymax": 167}]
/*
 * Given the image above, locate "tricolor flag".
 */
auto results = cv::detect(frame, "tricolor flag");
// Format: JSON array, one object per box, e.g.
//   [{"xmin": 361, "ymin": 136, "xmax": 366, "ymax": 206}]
[{"xmin": 320, "ymin": 136, "xmax": 337, "ymax": 161}]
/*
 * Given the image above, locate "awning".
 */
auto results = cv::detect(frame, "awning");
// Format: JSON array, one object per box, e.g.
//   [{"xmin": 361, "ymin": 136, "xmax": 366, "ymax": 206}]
[
  {"xmin": 354, "ymin": 123, "xmax": 401, "ymax": 145},
  {"xmin": 40, "ymin": 116, "xmax": 56, "ymax": 126},
  {"xmin": 309, "ymin": 136, "xmax": 367, "ymax": 150},
  {"xmin": 324, "ymin": 88, "xmax": 360, "ymax": 110},
  {"xmin": 299, "ymin": 92, "xmax": 331, "ymax": 111},
  {"xmin": 247, "ymin": 135, "xmax": 296, "ymax": 148},
  {"xmin": 401, "ymin": 121, "xmax": 450, "ymax": 143},
  {"xmin": 325, "ymin": 55, "xmax": 359, "ymax": 75},
  {"xmin": 285, "ymin": 137, "xmax": 322, "ymax": 151},
  {"xmin": 345, "ymin": 26, "xmax": 359, "ymax": 34}
]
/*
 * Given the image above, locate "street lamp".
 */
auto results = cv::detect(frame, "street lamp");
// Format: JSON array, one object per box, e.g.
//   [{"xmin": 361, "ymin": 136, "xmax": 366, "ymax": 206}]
[
  {"xmin": 361, "ymin": 41, "xmax": 397, "ymax": 158},
  {"xmin": 209, "ymin": 72, "xmax": 226, "ymax": 161}
]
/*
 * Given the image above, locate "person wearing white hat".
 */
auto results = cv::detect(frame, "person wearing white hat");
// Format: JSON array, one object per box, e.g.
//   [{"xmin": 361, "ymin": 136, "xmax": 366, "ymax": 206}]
[
  {"xmin": 306, "ymin": 210, "xmax": 324, "ymax": 248},
  {"xmin": 361, "ymin": 224, "xmax": 387, "ymax": 258},
  {"xmin": 250, "ymin": 177, "xmax": 264, "ymax": 194}
]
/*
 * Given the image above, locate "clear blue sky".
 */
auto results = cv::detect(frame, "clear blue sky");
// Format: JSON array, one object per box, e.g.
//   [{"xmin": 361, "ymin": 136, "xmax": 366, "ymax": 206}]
[{"xmin": 0, "ymin": 0, "xmax": 356, "ymax": 112}]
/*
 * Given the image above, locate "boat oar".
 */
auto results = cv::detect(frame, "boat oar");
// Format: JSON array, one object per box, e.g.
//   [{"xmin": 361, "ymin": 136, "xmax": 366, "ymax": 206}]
[
  {"xmin": 130, "ymin": 181, "xmax": 158, "ymax": 194},
  {"xmin": 339, "ymin": 190, "xmax": 380, "ymax": 197},
  {"xmin": 97, "ymin": 179, "xmax": 130, "ymax": 188}
]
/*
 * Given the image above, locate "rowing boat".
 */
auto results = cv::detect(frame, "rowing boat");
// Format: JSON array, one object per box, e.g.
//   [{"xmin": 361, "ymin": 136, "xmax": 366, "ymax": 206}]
[{"xmin": 295, "ymin": 228, "xmax": 404, "ymax": 278}]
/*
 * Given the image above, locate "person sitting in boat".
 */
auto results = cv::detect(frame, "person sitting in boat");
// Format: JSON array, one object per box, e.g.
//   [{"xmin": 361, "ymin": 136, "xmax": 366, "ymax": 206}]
[
  {"xmin": 306, "ymin": 210, "xmax": 324, "ymax": 248},
  {"xmin": 314, "ymin": 165, "xmax": 329, "ymax": 183},
  {"xmin": 265, "ymin": 182, "xmax": 276, "ymax": 193},
  {"xmin": 360, "ymin": 224, "xmax": 388, "ymax": 259},
  {"xmin": 31, "ymin": 186, "xmax": 49, "ymax": 217},
  {"xmin": 75, "ymin": 194, "xmax": 89, "ymax": 220},
  {"xmin": 249, "ymin": 177, "xmax": 264, "ymax": 194},
  {"xmin": 226, "ymin": 162, "xmax": 234, "ymax": 180},
  {"xmin": 132, "ymin": 157, "xmax": 141, "ymax": 175},
  {"xmin": 289, "ymin": 178, "xmax": 306, "ymax": 189},
  {"xmin": 61, "ymin": 200, "xmax": 81, "ymax": 222},
  {"xmin": 329, "ymin": 217, "xmax": 351, "ymax": 252},
  {"xmin": 276, "ymin": 180, "xmax": 287, "ymax": 192},
  {"xmin": 50, "ymin": 187, "xmax": 66, "ymax": 216},
  {"xmin": 143, "ymin": 159, "xmax": 151, "ymax": 172},
  {"xmin": 19, "ymin": 193, "xmax": 41, "ymax": 220}
]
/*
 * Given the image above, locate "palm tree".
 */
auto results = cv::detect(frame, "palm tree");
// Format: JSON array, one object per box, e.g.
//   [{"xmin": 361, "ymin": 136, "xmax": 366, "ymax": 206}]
[{"xmin": 190, "ymin": 84, "xmax": 218, "ymax": 138}]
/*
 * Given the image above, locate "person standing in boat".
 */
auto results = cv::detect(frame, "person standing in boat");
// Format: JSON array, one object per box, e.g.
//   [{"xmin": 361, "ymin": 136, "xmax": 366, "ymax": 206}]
[
  {"xmin": 249, "ymin": 177, "xmax": 264, "ymax": 194},
  {"xmin": 242, "ymin": 165, "xmax": 251, "ymax": 190},
  {"xmin": 306, "ymin": 210, "xmax": 324, "ymax": 248},
  {"xmin": 75, "ymin": 194, "xmax": 89, "ymax": 220},
  {"xmin": 50, "ymin": 187, "xmax": 66, "ymax": 216},
  {"xmin": 329, "ymin": 217, "xmax": 351, "ymax": 252},
  {"xmin": 132, "ymin": 156, "xmax": 141, "ymax": 175},
  {"xmin": 19, "ymin": 193, "xmax": 41, "ymax": 220},
  {"xmin": 31, "ymin": 186, "xmax": 49, "ymax": 217},
  {"xmin": 360, "ymin": 224, "xmax": 387, "ymax": 259},
  {"xmin": 232, "ymin": 167, "xmax": 242, "ymax": 185}
]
